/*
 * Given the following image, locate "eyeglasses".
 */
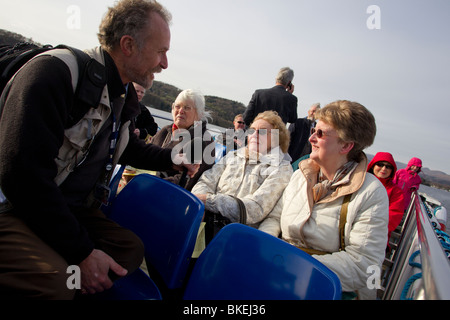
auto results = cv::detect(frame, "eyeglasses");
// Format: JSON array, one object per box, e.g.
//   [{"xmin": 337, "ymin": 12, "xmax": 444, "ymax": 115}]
[
  {"xmin": 172, "ymin": 104, "xmax": 193, "ymax": 112},
  {"xmin": 247, "ymin": 128, "xmax": 270, "ymax": 136},
  {"xmin": 235, "ymin": 121, "xmax": 245, "ymax": 125},
  {"xmin": 375, "ymin": 162, "xmax": 393, "ymax": 170},
  {"xmin": 310, "ymin": 127, "xmax": 336, "ymax": 138}
]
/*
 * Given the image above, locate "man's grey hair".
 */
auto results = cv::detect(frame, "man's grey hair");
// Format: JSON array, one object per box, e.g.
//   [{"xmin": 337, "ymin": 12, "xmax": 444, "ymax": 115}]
[
  {"xmin": 98, "ymin": 0, "xmax": 172, "ymax": 51},
  {"xmin": 276, "ymin": 67, "xmax": 294, "ymax": 86}
]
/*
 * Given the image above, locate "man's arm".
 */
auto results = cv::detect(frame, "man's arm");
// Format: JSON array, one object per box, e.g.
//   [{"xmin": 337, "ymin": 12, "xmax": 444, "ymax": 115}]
[{"xmin": 0, "ymin": 56, "xmax": 95, "ymax": 264}]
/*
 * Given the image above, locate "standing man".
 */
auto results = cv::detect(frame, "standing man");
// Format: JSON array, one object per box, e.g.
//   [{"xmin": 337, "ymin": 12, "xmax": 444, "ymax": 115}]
[
  {"xmin": 0, "ymin": 0, "xmax": 197, "ymax": 299},
  {"xmin": 243, "ymin": 67, "xmax": 298, "ymax": 126},
  {"xmin": 288, "ymin": 103, "xmax": 320, "ymax": 162}
]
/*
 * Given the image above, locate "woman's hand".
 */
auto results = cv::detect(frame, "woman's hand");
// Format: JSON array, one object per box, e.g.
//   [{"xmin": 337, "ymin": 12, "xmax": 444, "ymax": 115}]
[{"xmin": 194, "ymin": 193, "xmax": 207, "ymax": 204}]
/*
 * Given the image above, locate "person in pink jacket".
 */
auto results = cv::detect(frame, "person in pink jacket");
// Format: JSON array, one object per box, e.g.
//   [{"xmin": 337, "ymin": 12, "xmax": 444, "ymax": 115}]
[
  {"xmin": 368, "ymin": 152, "xmax": 405, "ymax": 245},
  {"xmin": 393, "ymin": 157, "xmax": 423, "ymax": 210}
]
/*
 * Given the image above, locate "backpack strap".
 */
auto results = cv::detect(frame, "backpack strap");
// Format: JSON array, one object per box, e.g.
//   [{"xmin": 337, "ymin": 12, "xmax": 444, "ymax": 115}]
[
  {"xmin": 339, "ymin": 193, "xmax": 352, "ymax": 251},
  {"xmin": 53, "ymin": 45, "xmax": 107, "ymax": 127},
  {"xmin": 230, "ymin": 195, "xmax": 247, "ymax": 225},
  {"xmin": 1, "ymin": 45, "xmax": 106, "ymax": 128}
]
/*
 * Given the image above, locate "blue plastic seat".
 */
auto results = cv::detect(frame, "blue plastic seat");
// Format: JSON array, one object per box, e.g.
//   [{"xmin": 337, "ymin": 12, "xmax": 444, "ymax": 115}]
[
  {"xmin": 103, "ymin": 173, "xmax": 204, "ymax": 299},
  {"xmin": 183, "ymin": 223, "xmax": 342, "ymax": 300},
  {"xmin": 92, "ymin": 268, "xmax": 162, "ymax": 300}
]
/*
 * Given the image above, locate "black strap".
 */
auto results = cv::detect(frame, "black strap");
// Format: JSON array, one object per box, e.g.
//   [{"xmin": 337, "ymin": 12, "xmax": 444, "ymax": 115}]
[
  {"xmin": 230, "ymin": 195, "xmax": 247, "ymax": 224},
  {"xmin": 339, "ymin": 194, "xmax": 352, "ymax": 251},
  {"xmin": 54, "ymin": 45, "xmax": 107, "ymax": 128},
  {"xmin": 204, "ymin": 195, "xmax": 247, "ymax": 245}
]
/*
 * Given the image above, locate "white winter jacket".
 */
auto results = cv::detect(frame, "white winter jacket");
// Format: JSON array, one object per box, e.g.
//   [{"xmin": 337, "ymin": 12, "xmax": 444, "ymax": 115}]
[
  {"xmin": 191, "ymin": 147, "xmax": 293, "ymax": 228},
  {"xmin": 259, "ymin": 155, "xmax": 389, "ymax": 298}
]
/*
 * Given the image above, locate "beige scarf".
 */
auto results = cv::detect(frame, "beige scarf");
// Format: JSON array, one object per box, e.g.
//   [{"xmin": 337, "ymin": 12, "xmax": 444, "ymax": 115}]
[{"xmin": 312, "ymin": 161, "xmax": 357, "ymax": 202}]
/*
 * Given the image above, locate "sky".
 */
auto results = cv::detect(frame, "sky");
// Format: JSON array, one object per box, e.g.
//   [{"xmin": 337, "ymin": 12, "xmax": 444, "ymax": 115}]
[{"xmin": 1, "ymin": 0, "xmax": 450, "ymax": 174}]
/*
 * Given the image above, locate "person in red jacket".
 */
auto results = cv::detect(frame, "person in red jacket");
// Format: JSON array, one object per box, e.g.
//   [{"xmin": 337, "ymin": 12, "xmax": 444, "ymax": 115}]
[
  {"xmin": 393, "ymin": 157, "xmax": 423, "ymax": 211},
  {"xmin": 368, "ymin": 152, "xmax": 405, "ymax": 245}
]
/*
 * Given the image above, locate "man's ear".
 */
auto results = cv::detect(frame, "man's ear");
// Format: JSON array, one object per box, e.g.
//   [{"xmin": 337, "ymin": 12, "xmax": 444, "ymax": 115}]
[{"xmin": 119, "ymin": 35, "xmax": 135, "ymax": 57}]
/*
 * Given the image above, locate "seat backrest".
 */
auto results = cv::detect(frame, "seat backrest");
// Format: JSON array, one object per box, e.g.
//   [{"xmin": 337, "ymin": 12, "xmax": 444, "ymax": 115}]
[
  {"xmin": 183, "ymin": 223, "xmax": 342, "ymax": 300},
  {"xmin": 107, "ymin": 174, "xmax": 204, "ymax": 289}
]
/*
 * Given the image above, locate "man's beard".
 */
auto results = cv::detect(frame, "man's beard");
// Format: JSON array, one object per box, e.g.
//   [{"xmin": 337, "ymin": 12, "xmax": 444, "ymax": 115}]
[{"xmin": 125, "ymin": 63, "xmax": 162, "ymax": 90}]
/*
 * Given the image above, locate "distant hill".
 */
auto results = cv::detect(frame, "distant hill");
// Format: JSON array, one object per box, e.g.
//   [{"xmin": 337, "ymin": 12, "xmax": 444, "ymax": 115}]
[{"xmin": 0, "ymin": 29, "xmax": 42, "ymax": 46}]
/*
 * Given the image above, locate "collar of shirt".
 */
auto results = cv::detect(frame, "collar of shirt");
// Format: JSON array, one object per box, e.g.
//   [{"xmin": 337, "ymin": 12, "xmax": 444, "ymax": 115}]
[{"xmin": 103, "ymin": 50, "xmax": 126, "ymax": 101}]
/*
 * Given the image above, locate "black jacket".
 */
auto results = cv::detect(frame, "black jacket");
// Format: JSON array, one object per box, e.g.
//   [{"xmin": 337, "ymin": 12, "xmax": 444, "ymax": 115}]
[
  {"xmin": 0, "ymin": 50, "xmax": 173, "ymax": 264},
  {"xmin": 288, "ymin": 118, "xmax": 315, "ymax": 162},
  {"xmin": 135, "ymin": 102, "xmax": 158, "ymax": 138},
  {"xmin": 243, "ymin": 85, "xmax": 298, "ymax": 125}
]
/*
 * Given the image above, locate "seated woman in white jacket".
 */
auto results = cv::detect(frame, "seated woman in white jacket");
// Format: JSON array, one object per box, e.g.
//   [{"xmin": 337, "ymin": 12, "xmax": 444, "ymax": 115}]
[
  {"xmin": 259, "ymin": 100, "xmax": 389, "ymax": 299},
  {"xmin": 192, "ymin": 111, "xmax": 293, "ymax": 230}
]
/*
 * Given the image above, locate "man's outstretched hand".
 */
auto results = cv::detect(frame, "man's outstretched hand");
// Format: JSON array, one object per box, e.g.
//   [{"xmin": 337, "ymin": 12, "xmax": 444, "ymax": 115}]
[{"xmin": 79, "ymin": 249, "xmax": 128, "ymax": 294}]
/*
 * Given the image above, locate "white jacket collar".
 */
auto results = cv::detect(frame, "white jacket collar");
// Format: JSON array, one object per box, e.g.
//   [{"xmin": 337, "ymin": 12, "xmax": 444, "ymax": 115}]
[{"xmin": 236, "ymin": 146, "xmax": 288, "ymax": 166}]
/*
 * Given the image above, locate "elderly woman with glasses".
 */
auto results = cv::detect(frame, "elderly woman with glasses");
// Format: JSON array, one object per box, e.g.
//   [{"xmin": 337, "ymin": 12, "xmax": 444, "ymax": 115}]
[
  {"xmin": 260, "ymin": 100, "xmax": 389, "ymax": 299},
  {"xmin": 192, "ymin": 111, "xmax": 293, "ymax": 238},
  {"xmin": 367, "ymin": 152, "xmax": 405, "ymax": 247},
  {"xmin": 148, "ymin": 89, "xmax": 215, "ymax": 190}
]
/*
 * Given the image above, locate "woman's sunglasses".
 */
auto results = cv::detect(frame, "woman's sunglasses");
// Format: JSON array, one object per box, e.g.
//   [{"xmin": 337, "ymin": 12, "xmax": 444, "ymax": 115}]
[
  {"xmin": 247, "ymin": 128, "xmax": 270, "ymax": 136},
  {"xmin": 310, "ymin": 127, "xmax": 335, "ymax": 139},
  {"xmin": 375, "ymin": 162, "xmax": 393, "ymax": 170}
]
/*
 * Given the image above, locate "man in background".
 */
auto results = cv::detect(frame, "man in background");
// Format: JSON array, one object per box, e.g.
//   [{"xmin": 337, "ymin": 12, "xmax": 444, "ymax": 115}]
[
  {"xmin": 133, "ymin": 82, "xmax": 158, "ymax": 141},
  {"xmin": 243, "ymin": 67, "xmax": 298, "ymax": 126},
  {"xmin": 288, "ymin": 103, "xmax": 320, "ymax": 162}
]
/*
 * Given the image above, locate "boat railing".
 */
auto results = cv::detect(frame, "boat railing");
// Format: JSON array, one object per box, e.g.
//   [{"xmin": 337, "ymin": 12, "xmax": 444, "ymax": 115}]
[{"xmin": 381, "ymin": 190, "xmax": 450, "ymax": 299}]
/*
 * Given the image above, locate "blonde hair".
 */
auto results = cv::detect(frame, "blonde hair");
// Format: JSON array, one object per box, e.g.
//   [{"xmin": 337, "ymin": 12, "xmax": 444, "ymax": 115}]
[
  {"xmin": 315, "ymin": 100, "xmax": 376, "ymax": 162},
  {"xmin": 252, "ymin": 110, "xmax": 290, "ymax": 153},
  {"xmin": 98, "ymin": 0, "xmax": 172, "ymax": 51}
]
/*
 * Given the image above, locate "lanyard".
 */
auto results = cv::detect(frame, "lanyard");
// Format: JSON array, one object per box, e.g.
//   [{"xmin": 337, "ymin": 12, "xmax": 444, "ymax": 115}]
[{"xmin": 103, "ymin": 109, "xmax": 120, "ymax": 184}]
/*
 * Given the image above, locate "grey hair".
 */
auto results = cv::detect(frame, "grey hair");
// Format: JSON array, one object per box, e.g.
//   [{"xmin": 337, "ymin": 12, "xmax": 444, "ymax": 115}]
[
  {"xmin": 175, "ymin": 89, "xmax": 212, "ymax": 122},
  {"xmin": 276, "ymin": 67, "xmax": 294, "ymax": 86},
  {"xmin": 98, "ymin": 0, "xmax": 172, "ymax": 51}
]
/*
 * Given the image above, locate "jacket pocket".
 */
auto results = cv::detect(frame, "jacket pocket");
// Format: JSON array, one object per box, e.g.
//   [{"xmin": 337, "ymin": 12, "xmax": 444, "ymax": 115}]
[{"xmin": 54, "ymin": 106, "xmax": 109, "ymax": 185}]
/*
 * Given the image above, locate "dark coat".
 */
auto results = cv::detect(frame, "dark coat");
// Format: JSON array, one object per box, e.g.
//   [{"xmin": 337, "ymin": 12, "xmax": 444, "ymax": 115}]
[
  {"xmin": 243, "ymin": 85, "xmax": 298, "ymax": 125},
  {"xmin": 288, "ymin": 118, "xmax": 314, "ymax": 162},
  {"xmin": 0, "ymin": 51, "xmax": 173, "ymax": 264},
  {"xmin": 134, "ymin": 103, "xmax": 158, "ymax": 138}
]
